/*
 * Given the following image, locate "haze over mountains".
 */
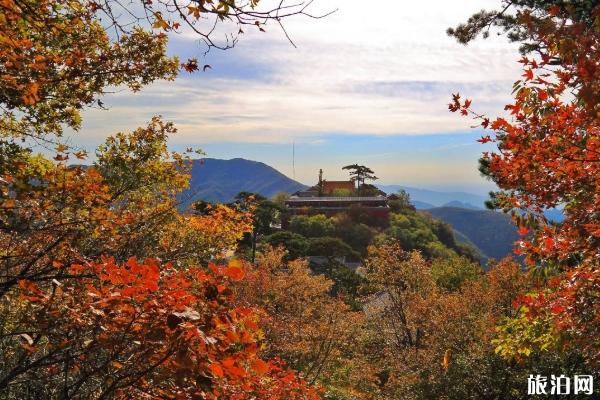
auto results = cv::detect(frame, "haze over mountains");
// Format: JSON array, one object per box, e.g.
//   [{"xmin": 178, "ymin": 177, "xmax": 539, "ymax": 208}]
[
  {"xmin": 181, "ymin": 158, "xmax": 491, "ymax": 208},
  {"xmin": 180, "ymin": 157, "xmax": 522, "ymax": 261},
  {"xmin": 424, "ymin": 207, "xmax": 519, "ymax": 261},
  {"xmin": 377, "ymin": 184, "xmax": 489, "ymax": 210}
]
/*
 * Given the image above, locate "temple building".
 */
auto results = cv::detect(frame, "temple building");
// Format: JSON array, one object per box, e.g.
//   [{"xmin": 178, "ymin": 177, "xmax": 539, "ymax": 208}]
[
  {"xmin": 321, "ymin": 180, "xmax": 356, "ymax": 196},
  {"xmin": 282, "ymin": 169, "xmax": 390, "ymax": 228}
]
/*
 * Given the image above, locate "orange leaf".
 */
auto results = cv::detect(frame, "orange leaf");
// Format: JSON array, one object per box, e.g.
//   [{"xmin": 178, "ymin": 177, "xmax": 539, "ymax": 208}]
[
  {"xmin": 224, "ymin": 266, "xmax": 244, "ymax": 281},
  {"xmin": 55, "ymin": 144, "xmax": 68, "ymax": 153},
  {"xmin": 442, "ymin": 349, "xmax": 451, "ymax": 370},
  {"xmin": 222, "ymin": 357, "xmax": 236, "ymax": 368},
  {"xmin": 490, "ymin": 118, "xmax": 508, "ymax": 130},
  {"xmin": 74, "ymin": 150, "xmax": 88, "ymax": 160},
  {"xmin": 251, "ymin": 359, "xmax": 269, "ymax": 375},
  {"xmin": 228, "ymin": 366, "xmax": 247, "ymax": 377},
  {"xmin": 1, "ymin": 199, "xmax": 15, "ymax": 209},
  {"xmin": 22, "ymin": 82, "xmax": 40, "ymax": 105},
  {"xmin": 208, "ymin": 363, "xmax": 224, "ymax": 377}
]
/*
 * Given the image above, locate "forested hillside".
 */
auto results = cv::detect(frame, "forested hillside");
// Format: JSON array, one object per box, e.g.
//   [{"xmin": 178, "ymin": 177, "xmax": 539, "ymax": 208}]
[
  {"xmin": 424, "ymin": 207, "xmax": 520, "ymax": 261},
  {"xmin": 2, "ymin": 0, "xmax": 598, "ymax": 398}
]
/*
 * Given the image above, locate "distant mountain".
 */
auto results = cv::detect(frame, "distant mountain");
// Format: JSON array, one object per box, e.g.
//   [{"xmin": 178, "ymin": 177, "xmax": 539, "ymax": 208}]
[
  {"xmin": 412, "ymin": 200, "xmax": 436, "ymax": 210},
  {"xmin": 178, "ymin": 158, "xmax": 307, "ymax": 206},
  {"xmin": 423, "ymin": 207, "xmax": 520, "ymax": 262},
  {"xmin": 450, "ymin": 229, "xmax": 488, "ymax": 264},
  {"xmin": 378, "ymin": 185, "xmax": 488, "ymax": 209},
  {"xmin": 441, "ymin": 200, "xmax": 481, "ymax": 210}
]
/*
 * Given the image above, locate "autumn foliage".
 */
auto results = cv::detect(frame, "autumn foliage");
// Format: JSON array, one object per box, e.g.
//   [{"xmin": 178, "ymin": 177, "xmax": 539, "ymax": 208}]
[
  {"xmin": 3, "ymin": 0, "xmax": 600, "ymax": 397},
  {"xmin": 234, "ymin": 247, "xmax": 362, "ymax": 398},
  {"xmin": 4, "ymin": 257, "xmax": 320, "ymax": 398},
  {"xmin": 450, "ymin": 3, "xmax": 600, "ymax": 364},
  {"xmin": 0, "ymin": 0, "xmax": 323, "ymax": 397},
  {"xmin": 0, "ymin": 120, "xmax": 324, "ymax": 398}
]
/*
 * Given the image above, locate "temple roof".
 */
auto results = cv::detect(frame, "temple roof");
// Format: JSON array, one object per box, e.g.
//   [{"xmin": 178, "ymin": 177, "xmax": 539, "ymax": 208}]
[{"xmin": 286, "ymin": 196, "xmax": 386, "ymax": 202}]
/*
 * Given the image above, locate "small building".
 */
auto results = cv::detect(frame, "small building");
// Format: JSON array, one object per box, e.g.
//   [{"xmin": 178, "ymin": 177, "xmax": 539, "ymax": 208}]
[
  {"xmin": 321, "ymin": 180, "xmax": 356, "ymax": 196},
  {"xmin": 283, "ymin": 168, "xmax": 390, "ymax": 228}
]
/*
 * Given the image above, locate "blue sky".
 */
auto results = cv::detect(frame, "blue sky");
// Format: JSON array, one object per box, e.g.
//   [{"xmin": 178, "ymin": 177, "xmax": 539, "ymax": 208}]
[
  {"xmin": 63, "ymin": 0, "xmax": 521, "ymax": 193},
  {"xmin": 181, "ymin": 132, "xmax": 496, "ymax": 194}
]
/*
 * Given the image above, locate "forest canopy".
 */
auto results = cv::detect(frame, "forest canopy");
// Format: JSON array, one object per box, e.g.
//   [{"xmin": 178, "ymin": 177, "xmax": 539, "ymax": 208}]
[{"xmin": 1, "ymin": 0, "xmax": 599, "ymax": 398}]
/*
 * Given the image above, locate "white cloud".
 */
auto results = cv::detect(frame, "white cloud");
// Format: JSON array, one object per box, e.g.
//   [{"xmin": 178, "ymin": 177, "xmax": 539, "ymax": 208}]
[{"xmin": 77, "ymin": 0, "xmax": 522, "ymax": 145}]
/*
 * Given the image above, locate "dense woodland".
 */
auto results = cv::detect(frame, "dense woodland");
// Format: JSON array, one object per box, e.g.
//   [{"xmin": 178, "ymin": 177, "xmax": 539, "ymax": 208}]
[{"xmin": 0, "ymin": 0, "xmax": 599, "ymax": 399}]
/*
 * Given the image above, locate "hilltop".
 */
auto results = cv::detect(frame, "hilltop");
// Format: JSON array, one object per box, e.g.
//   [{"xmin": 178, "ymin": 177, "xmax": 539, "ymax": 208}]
[{"xmin": 178, "ymin": 158, "xmax": 307, "ymax": 206}]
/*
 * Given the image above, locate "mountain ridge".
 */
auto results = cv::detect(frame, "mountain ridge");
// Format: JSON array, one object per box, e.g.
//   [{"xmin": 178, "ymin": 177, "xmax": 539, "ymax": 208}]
[
  {"xmin": 178, "ymin": 158, "xmax": 307, "ymax": 206},
  {"xmin": 424, "ymin": 206, "xmax": 520, "ymax": 261},
  {"xmin": 177, "ymin": 157, "xmax": 521, "ymax": 261},
  {"xmin": 377, "ymin": 184, "xmax": 488, "ymax": 209}
]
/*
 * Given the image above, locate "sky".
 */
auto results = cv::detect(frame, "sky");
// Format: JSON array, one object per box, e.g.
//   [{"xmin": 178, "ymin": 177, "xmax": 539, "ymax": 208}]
[{"xmin": 68, "ymin": 0, "xmax": 523, "ymax": 194}]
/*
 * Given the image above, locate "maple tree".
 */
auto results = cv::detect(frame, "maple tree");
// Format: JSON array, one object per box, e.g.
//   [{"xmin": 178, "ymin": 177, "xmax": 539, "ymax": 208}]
[
  {"xmin": 0, "ymin": 0, "xmax": 179, "ymax": 140},
  {"xmin": 0, "ymin": 0, "xmax": 329, "ymax": 397},
  {"xmin": 358, "ymin": 244, "xmax": 595, "ymax": 399},
  {"xmin": 1, "ymin": 256, "xmax": 321, "ymax": 398},
  {"xmin": 0, "ymin": 118, "xmax": 249, "ymax": 292},
  {"xmin": 234, "ymin": 246, "xmax": 364, "ymax": 399},
  {"xmin": 449, "ymin": 2, "xmax": 600, "ymax": 364},
  {"xmin": 0, "ymin": 117, "xmax": 292, "ymax": 397},
  {"xmin": 0, "ymin": 0, "xmax": 324, "ymax": 143}
]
